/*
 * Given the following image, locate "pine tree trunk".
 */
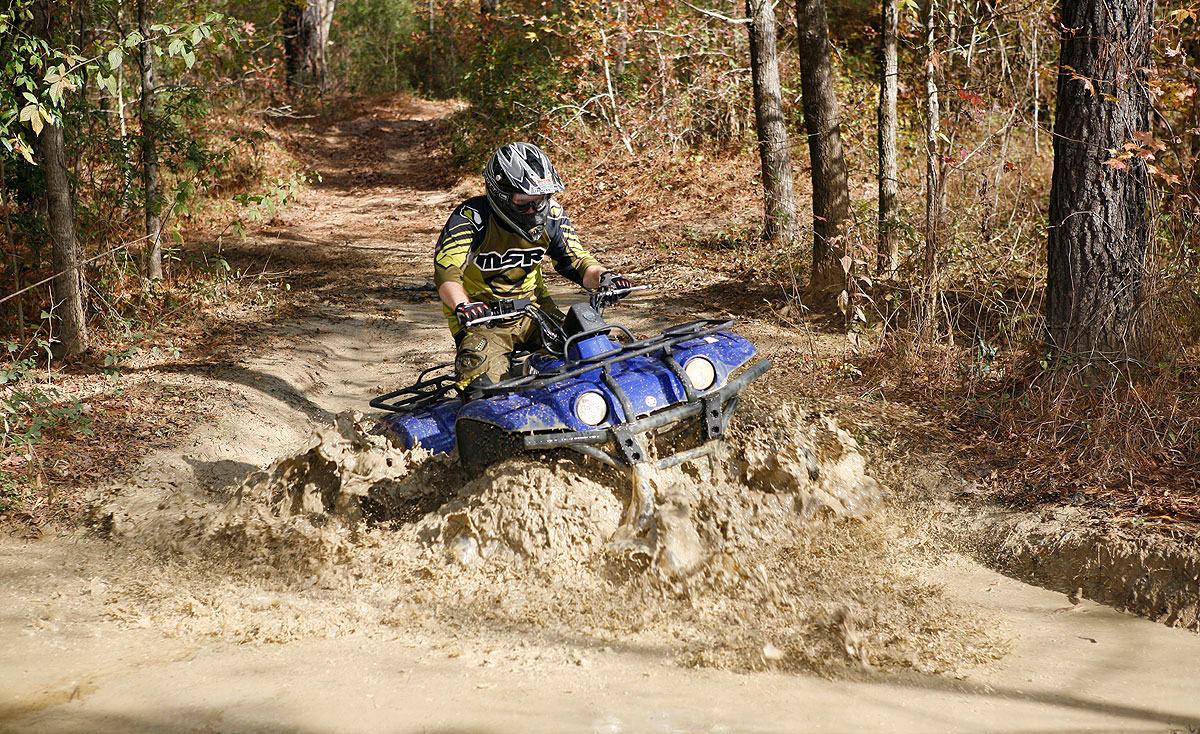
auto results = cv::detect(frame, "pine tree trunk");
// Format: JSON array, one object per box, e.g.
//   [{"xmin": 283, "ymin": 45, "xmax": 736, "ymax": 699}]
[
  {"xmin": 746, "ymin": 0, "xmax": 797, "ymax": 244},
  {"xmin": 37, "ymin": 122, "xmax": 89, "ymax": 358},
  {"xmin": 877, "ymin": 0, "xmax": 900, "ymax": 278},
  {"xmin": 283, "ymin": 0, "xmax": 336, "ymax": 95},
  {"xmin": 795, "ymin": 0, "xmax": 851, "ymax": 297},
  {"xmin": 1045, "ymin": 0, "xmax": 1153, "ymax": 362},
  {"xmin": 138, "ymin": 0, "xmax": 162, "ymax": 279}
]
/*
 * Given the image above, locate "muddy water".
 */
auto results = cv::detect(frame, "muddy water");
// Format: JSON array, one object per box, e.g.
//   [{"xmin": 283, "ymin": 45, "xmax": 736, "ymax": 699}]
[{"xmin": 94, "ymin": 401, "xmax": 1004, "ymax": 676}]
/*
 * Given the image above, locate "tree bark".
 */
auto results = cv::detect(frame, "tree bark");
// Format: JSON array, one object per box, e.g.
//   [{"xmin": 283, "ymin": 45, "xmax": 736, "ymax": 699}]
[
  {"xmin": 795, "ymin": 0, "xmax": 851, "ymax": 296},
  {"xmin": 877, "ymin": 0, "xmax": 900, "ymax": 278},
  {"xmin": 282, "ymin": 0, "xmax": 337, "ymax": 95},
  {"xmin": 138, "ymin": 0, "xmax": 162, "ymax": 279},
  {"xmin": 37, "ymin": 122, "xmax": 89, "ymax": 358},
  {"xmin": 746, "ymin": 0, "xmax": 797, "ymax": 245},
  {"xmin": 611, "ymin": 0, "xmax": 628, "ymax": 78},
  {"xmin": 29, "ymin": 0, "xmax": 87, "ymax": 357},
  {"xmin": 1045, "ymin": 0, "xmax": 1153, "ymax": 362},
  {"xmin": 921, "ymin": 0, "xmax": 943, "ymax": 337},
  {"xmin": 1, "ymin": 159, "xmax": 25, "ymax": 342}
]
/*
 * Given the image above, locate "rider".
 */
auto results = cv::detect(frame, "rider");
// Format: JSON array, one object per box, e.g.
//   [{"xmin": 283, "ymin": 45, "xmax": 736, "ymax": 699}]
[{"xmin": 434, "ymin": 142, "xmax": 633, "ymax": 398}]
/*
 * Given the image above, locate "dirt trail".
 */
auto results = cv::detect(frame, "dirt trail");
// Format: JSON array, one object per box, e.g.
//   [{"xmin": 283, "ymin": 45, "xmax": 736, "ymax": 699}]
[{"xmin": 3, "ymin": 96, "xmax": 1200, "ymax": 733}]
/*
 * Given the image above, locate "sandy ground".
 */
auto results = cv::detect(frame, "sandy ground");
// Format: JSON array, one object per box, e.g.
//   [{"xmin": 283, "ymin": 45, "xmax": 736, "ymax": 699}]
[{"xmin": 3, "ymin": 96, "xmax": 1200, "ymax": 733}]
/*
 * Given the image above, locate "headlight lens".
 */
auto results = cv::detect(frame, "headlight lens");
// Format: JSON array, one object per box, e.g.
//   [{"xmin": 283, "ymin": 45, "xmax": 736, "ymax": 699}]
[
  {"xmin": 684, "ymin": 357, "xmax": 717, "ymax": 391},
  {"xmin": 574, "ymin": 391, "xmax": 609, "ymax": 426}
]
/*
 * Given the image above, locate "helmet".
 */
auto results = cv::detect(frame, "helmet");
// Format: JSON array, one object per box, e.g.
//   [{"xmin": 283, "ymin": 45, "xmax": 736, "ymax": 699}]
[{"xmin": 483, "ymin": 142, "xmax": 565, "ymax": 242}]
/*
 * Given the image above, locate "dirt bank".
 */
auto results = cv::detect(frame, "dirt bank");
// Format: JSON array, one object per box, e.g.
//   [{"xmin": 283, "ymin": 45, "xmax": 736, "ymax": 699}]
[{"xmin": 960, "ymin": 505, "xmax": 1200, "ymax": 631}]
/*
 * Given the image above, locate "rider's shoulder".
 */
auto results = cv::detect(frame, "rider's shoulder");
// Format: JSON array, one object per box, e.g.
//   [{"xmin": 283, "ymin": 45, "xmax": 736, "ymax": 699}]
[
  {"xmin": 546, "ymin": 198, "xmax": 568, "ymax": 221},
  {"xmin": 449, "ymin": 196, "xmax": 491, "ymax": 229}
]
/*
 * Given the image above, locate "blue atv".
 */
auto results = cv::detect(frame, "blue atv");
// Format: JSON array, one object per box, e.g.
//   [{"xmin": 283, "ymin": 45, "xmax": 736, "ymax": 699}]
[{"xmin": 371, "ymin": 284, "xmax": 771, "ymax": 474}]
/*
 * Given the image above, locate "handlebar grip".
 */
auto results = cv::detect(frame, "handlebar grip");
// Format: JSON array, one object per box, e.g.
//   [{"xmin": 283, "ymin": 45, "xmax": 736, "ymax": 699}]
[
  {"xmin": 463, "ymin": 297, "xmax": 536, "ymax": 328},
  {"xmin": 464, "ymin": 312, "xmax": 514, "ymax": 328}
]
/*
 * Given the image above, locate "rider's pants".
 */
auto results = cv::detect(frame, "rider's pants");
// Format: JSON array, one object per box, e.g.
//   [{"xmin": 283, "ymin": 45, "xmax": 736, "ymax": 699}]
[
  {"xmin": 452, "ymin": 294, "xmax": 566, "ymax": 391},
  {"xmin": 453, "ymin": 315, "xmax": 540, "ymax": 390}
]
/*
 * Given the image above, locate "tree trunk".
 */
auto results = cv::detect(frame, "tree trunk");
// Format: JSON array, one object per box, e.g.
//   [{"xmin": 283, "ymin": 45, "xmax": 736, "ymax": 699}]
[
  {"xmin": 1045, "ymin": 0, "xmax": 1153, "ymax": 362},
  {"xmin": 283, "ymin": 0, "xmax": 336, "ymax": 95},
  {"xmin": 921, "ymin": 0, "xmax": 943, "ymax": 337},
  {"xmin": 28, "ymin": 0, "xmax": 87, "ymax": 357},
  {"xmin": 611, "ymin": 0, "xmax": 628, "ymax": 78},
  {"xmin": 795, "ymin": 0, "xmax": 851, "ymax": 297},
  {"xmin": 746, "ymin": 0, "xmax": 797, "ymax": 245},
  {"xmin": 1, "ymin": 159, "xmax": 25, "ymax": 342},
  {"xmin": 37, "ymin": 122, "xmax": 89, "ymax": 358},
  {"xmin": 877, "ymin": 0, "xmax": 900, "ymax": 278},
  {"xmin": 138, "ymin": 0, "xmax": 162, "ymax": 279}
]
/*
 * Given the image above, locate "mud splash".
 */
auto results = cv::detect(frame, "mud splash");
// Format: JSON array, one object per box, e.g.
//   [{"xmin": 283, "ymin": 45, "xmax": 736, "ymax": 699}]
[{"xmin": 97, "ymin": 402, "xmax": 1006, "ymax": 674}]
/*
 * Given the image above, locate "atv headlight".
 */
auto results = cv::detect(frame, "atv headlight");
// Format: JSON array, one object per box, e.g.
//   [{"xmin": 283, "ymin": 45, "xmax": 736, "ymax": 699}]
[
  {"xmin": 574, "ymin": 391, "xmax": 609, "ymax": 426},
  {"xmin": 684, "ymin": 357, "xmax": 717, "ymax": 391}
]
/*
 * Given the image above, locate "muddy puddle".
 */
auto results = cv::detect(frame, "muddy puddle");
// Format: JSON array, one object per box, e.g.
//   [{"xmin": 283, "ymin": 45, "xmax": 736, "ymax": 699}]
[{"xmin": 96, "ymin": 401, "xmax": 1006, "ymax": 675}]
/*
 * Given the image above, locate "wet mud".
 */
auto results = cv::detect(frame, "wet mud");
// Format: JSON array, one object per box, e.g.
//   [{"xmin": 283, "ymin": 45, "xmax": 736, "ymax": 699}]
[{"xmin": 96, "ymin": 401, "xmax": 1006, "ymax": 674}]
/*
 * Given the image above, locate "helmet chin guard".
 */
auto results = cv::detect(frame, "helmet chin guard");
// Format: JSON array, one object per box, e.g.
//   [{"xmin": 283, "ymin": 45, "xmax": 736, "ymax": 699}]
[{"xmin": 484, "ymin": 143, "xmax": 565, "ymax": 242}]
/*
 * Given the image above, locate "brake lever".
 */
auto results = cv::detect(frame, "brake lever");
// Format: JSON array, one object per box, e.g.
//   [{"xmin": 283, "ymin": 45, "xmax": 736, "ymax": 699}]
[{"xmin": 590, "ymin": 284, "xmax": 651, "ymax": 310}]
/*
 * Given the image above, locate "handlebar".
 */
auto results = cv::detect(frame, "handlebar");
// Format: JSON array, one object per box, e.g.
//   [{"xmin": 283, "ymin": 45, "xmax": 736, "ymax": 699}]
[
  {"xmin": 589, "ymin": 284, "xmax": 652, "ymax": 310},
  {"xmin": 462, "ymin": 285, "xmax": 651, "ymax": 329},
  {"xmin": 462, "ymin": 297, "xmax": 534, "ymax": 328}
]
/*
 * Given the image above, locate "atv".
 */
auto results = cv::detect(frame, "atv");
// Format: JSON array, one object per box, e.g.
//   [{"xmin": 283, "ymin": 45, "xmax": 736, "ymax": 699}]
[{"xmin": 371, "ymin": 283, "xmax": 770, "ymax": 475}]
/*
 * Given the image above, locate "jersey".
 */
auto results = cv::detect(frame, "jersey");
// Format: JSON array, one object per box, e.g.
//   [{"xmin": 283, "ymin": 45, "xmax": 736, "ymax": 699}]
[{"xmin": 433, "ymin": 195, "xmax": 600, "ymax": 335}]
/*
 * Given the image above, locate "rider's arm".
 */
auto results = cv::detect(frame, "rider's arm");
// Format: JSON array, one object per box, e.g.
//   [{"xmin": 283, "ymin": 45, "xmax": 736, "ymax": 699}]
[
  {"xmin": 545, "ymin": 204, "xmax": 601, "ymax": 286},
  {"xmin": 435, "ymin": 201, "xmax": 488, "ymax": 307},
  {"xmin": 438, "ymin": 281, "xmax": 470, "ymax": 310},
  {"xmin": 582, "ymin": 265, "xmax": 606, "ymax": 290}
]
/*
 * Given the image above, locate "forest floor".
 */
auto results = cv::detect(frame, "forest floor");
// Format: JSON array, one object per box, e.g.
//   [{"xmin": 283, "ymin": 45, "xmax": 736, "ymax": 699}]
[{"xmin": 2, "ymin": 95, "xmax": 1199, "ymax": 733}]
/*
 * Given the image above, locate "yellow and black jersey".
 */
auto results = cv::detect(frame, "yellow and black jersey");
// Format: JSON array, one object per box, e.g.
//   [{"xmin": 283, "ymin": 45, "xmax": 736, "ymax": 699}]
[{"xmin": 433, "ymin": 195, "xmax": 600, "ymax": 334}]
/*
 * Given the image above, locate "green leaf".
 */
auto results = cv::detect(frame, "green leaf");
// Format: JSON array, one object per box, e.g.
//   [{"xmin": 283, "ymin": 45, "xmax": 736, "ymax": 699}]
[
  {"xmin": 18, "ymin": 103, "xmax": 36, "ymax": 123},
  {"xmin": 108, "ymin": 47, "xmax": 123, "ymax": 70},
  {"xmin": 183, "ymin": 50, "xmax": 195, "ymax": 68},
  {"xmin": 168, "ymin": 38, "xmax": 185, "ymax": 57},
  {"xmin": 191, "ymin": 27, "xmax": 203, "ymax": 45}
]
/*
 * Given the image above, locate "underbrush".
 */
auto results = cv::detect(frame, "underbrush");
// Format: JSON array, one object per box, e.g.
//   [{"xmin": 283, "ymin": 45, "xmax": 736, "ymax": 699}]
[
  {"xmin": 854, "ymin": 286, "xmax": 1200, "ymax": 532},
  {"xmin": 1, "ymin": 103, "xmax": 309, "ymax": 525}
]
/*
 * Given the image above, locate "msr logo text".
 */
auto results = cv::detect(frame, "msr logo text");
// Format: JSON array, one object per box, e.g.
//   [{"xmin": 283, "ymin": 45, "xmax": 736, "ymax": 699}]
[{"xmin": 474, "ymin": 247, "xmax": 546, "ymax": 271}]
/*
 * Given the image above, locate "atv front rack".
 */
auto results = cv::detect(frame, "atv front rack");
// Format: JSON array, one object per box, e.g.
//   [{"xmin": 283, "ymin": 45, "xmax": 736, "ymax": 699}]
[
  {"xmin": 521, "ymin": 356, "xmax": 771, "ymax": 470},
  {"xmin": 369, "ymin": 361, "xmax": 458, "ymax": 412}
]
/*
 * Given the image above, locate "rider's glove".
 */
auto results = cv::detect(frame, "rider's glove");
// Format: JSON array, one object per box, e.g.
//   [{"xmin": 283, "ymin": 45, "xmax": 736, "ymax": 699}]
[
  {"xmin": 455, "ymin": 301, "xmax": 491, "ymax": 327},
  {"xmin": 599, "ymin": 272, "xmax": 633, "ymax": 292}
]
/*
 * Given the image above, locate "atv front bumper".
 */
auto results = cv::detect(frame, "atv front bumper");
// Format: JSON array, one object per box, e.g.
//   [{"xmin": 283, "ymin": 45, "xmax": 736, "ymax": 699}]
[{"xmin": 516, "ymin": 357, "xmax": 770, "ymax": 470}]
